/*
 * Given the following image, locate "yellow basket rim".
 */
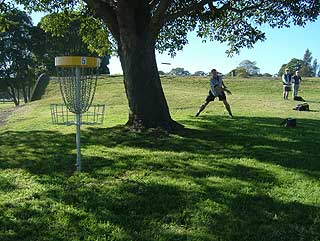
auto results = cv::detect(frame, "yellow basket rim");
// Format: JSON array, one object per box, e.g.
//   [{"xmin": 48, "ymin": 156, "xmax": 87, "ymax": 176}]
[{"xmin": 55, "ymin": 56, "xmax": 101, "ymax": 68}]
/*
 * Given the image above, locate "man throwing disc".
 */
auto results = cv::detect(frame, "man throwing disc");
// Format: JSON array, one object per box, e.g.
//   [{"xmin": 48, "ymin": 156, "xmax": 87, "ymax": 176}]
[{"xmin": 195, "ymin": 68, "xmax": 233, "ymax": 118}]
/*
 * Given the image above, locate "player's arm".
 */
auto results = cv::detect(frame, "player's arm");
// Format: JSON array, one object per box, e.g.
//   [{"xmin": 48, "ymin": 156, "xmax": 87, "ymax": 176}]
[
  {"xmin": 222, "ymin": 81, "xmax": 232, "ymax": 95},
  {"xmin": 222, "ymin": 81, "xmax": 227, "ymax": 89}
]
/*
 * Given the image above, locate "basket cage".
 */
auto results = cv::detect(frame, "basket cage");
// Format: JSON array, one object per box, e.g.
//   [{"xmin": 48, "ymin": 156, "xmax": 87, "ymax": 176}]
[
  {"xmin": 51, "ymin": 103, "xmax": 105, "ymax": 125},
  {"xmin": 57, "ymin": 67, "xmax": 98, "ymax": 114}
]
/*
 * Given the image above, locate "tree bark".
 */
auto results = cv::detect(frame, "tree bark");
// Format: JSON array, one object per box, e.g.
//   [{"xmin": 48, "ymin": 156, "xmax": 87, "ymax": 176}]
[
  {"xmin": 114, "ymin": 0, "xmax": 183, "ymax": 131},
  {"xmin": 118, "ymin": 41, "xmax": 182, "ymax": 131}
]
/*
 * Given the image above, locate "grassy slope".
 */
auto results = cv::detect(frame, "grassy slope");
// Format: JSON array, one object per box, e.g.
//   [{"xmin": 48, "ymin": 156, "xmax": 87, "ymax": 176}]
[{"xmin": 0, "ymin": 76, "xmax": 319, "ymax": 241}]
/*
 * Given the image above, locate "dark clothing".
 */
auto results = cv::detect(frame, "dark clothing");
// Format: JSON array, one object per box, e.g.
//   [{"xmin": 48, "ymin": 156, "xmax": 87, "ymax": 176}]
[
  {"xmin": 292, "ymin": 75, "xmax": 302, "ymax": 97},
  {"xmin": 205, "ymin": 90, "xmax": 226, "ymax": 102},
  {"xmin": 293, "ymin": 75, "xmax": 302, "ymax": 85},
  {"xmin": 282, "ymin": 73, "xmax": 292, "ymax": 86}
]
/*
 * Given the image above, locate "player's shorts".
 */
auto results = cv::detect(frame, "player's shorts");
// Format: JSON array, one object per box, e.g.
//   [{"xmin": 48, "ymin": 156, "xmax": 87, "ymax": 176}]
[
  {"xmin": 283, "ymin": 85, "xmax": 291, "ymax": 91},
  {"xmin": 205, "ymin": 90, "xmax": 226, "ymax": 102}
]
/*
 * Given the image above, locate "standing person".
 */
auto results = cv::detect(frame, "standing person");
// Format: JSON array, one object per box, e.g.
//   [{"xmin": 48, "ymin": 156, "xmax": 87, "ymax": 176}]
[
  {"xmin": 195, "ymin": 69, "xmax": 233, "ymax": 117},
  {"xmin": 292, "ymin": 70, "xmax": 302, "ymax": 99},
  {"xmin": 282, "ymin": 68, "xmax": 292, "ymax": 99}
]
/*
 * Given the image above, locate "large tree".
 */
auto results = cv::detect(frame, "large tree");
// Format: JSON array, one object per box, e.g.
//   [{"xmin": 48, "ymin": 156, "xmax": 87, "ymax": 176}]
[{"xmin": 13, "ymin": 0, "xmax": 320, "ymax": 130}]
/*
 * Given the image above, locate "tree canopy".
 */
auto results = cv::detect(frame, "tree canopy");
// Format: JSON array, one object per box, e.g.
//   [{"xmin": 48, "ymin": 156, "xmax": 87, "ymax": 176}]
[
  {"xmin": 14, "ymin": 0, "xmax": 320, "ymax": 56},
  {"xmin": 39, "ymin": 11, "xmax": 111, "ymax": 56},
  {"xmin": 31, "ymin": 11, "xmax": 111, "ymax": 73}
]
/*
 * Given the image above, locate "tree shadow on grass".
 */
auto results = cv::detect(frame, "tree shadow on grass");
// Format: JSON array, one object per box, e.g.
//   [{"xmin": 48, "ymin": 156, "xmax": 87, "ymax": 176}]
[
  {"xmin": 1, "ymin": 115, "xmax": 314, "ymax": 179},
  {"xmin": 1, "ymin": 170, "xmax": 318, "ymax": 241},
  {"xmin": 187, "ymin": 178, "xmax": 320, "ymax": 241},
  {"xmin": 1, "ymin": 115, "xmax": 319, "ymax": 180},
  {"xmin": 0, "ymin": 168, "xmax": 191, "ymax": 240},
  {"xmin": 82, "ymin": 115, "xmax": 320, "ymax": 178},
  {"xmin": 0, "ymin": 130, "xmax": 77, "ymax": 175},
  {"xmin": 179, "ymin": 115, "xmax": 320, "ymax": 175},
  {"xmin": 0, "ymin": 116, "xmax": 319, "ymax": 240}
]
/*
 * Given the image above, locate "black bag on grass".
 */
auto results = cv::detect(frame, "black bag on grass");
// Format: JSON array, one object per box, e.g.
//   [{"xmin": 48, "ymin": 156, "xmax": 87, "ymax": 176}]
[{"xmin": 293, "ymin": 103, "xmax": 309, "ymax": 111}]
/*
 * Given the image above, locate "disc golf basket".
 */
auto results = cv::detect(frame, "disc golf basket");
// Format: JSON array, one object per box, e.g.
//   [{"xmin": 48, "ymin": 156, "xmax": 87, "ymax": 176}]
[{"xmin": 51, "ymin": 56, "xmax": 105, "ymax": 172}]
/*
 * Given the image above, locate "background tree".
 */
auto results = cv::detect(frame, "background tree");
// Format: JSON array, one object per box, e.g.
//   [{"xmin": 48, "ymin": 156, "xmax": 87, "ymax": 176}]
[
  {"xmin": 99, "ymin": 55, "xmax": 111, "ymax": 74},
  {"xmin": 238, "ymin": 60, "xmax": 260, "ymax": 76},
  {"xmin": 262, "ymin": 73, "xmax": 272, "ymax": 77},
  {"xmin": 169, "ymin": 68, "xmax": 184, "ymax": 76},
  {"xmin": 14, "ymin": 0, "xmax": 320, "ymax": 131},
  {"xmin": 168, "ymin": 67, "xmax": 190, "ymax": 76},
  {"xmin": 235, "ymin": 67, "xmax": 250, "ymax": 78},
  {"xmin": 158, "ymin": 70, "xmax": 165, "ymax": 76},
  {"xmin": 312, "ymin": 58, "xmax": 318, "ymax": 77},
  {"xmin": 278, "ymin": 56, "xmax": 317, "ymax": 77},
  {"xmin": 303, "ymin": 49, "xmax": 312, "ymax": 67},
  {"xmin": 193, "ymin": 71, "xmax": 206, "ymax": 76},
  {"xmin": 0, "ymin": 8, "xmax": 35, "ymax": 105},
  {"xmin": 278, "ymin": 58, "xmax": 302, "ymax": 76},
  {"xmin": 302, "ymin": 48, "xmax": 314, "ymax": 77}
]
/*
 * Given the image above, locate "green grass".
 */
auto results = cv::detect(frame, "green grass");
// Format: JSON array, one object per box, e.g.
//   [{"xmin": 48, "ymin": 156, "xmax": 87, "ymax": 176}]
[{"xmin": 0, "ymin": 76, "xmax": 319, "ymax": 241}]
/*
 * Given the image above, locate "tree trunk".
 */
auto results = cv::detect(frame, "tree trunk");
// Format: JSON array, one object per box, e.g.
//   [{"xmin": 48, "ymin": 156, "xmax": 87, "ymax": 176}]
[
  {"xmin": 7, "ymin": 86, "xmax": 19, "ymax": 106},
  {"xmin": 119, "ymin": 43, "xmax": 182, "ymax": 131},
  {"xmin": 22, "ymin": 86, "xmax": 28, "ymax": 103},
  {"xmin": 116, "ymin": 1, "xmax": 183, "ymax": 132}
]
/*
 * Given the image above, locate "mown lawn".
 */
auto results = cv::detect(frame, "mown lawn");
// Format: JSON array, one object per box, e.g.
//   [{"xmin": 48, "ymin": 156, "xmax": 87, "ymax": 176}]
[{"xmin": 0, "ymin": 76, "xmax": 319, "ymax": 241}]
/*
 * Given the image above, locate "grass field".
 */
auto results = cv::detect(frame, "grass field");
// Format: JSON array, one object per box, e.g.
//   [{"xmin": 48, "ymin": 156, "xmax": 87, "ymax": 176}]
[{"xmin": 0, "ymin": 75, "xmax": 319, "ymax": 241}]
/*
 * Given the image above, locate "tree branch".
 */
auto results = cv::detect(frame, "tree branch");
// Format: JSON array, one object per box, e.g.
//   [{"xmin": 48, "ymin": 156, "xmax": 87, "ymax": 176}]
[
  {"xmin": 149, "ymin": 0, "xmax": 161, "ymax": 11},
  {"xmin": 226, "ymin": 2, "xmax": 264, "ymax": 15},
  {"xmin": 84, "ymin": 0, "xmax": 120, "ymax": 42},
  {"xmin": 165, "ymin": 0, "xmax": 213, "ymax": 22},
  {"xmin": 149, "ymin": 0, "xmax": 172, "ymax": 40},
  {"xmin": 165, "ymin": 0, "xmax": 264, "ymax": 22}
]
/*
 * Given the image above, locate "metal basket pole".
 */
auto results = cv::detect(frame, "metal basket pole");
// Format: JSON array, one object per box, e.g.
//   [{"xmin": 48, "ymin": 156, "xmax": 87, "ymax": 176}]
[{"xmin": 75, "ymin": 67, "xmax": 81, "ymax": 172}]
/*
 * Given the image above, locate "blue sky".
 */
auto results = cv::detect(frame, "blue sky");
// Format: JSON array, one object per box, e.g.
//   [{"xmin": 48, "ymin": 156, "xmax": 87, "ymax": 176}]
[
  {"xmin": 31, "ymin": 12, "xmax": 320, "ymax": 75},
  {"xmin": 154, "ymin": 19, "xmax": 320, "ymax": 75}
]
